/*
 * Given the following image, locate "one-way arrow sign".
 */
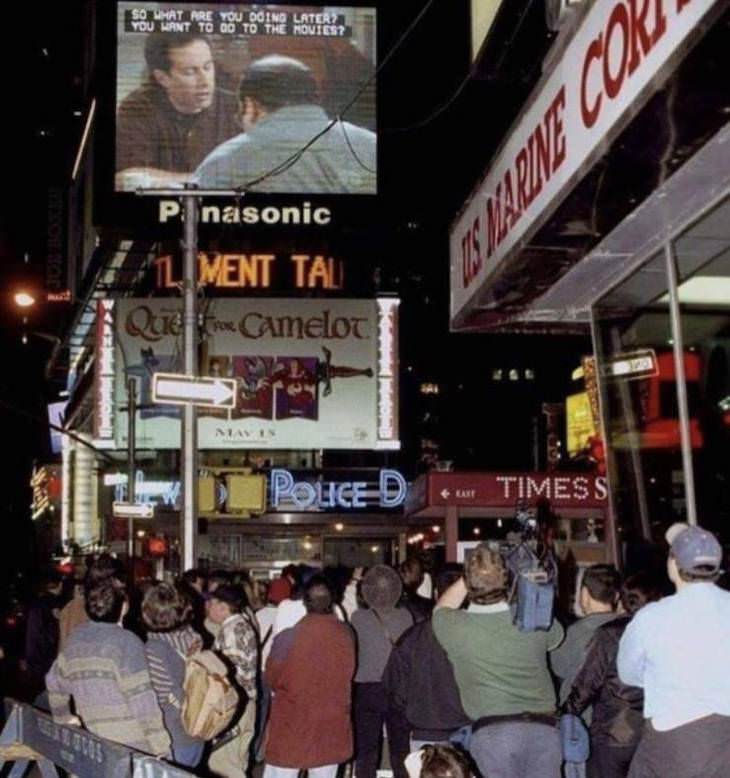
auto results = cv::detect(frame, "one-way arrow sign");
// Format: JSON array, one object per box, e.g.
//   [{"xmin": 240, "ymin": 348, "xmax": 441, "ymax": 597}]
[
  {"xmin": 152, "ymin": 373, "xmax": 237, "ymax": 410},
  {"xmin": 440, "ymin": 488, "xmax": 451, "ymax": 499},
  {"xmin": 113, "ymin": 502, "xmax": 154, "ymax": 519}
]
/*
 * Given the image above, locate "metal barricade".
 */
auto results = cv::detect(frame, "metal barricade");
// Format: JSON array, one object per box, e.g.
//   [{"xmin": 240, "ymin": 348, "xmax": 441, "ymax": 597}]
[{"xmin": 0, "ymin": 700, "xmax": 194, "ymax": 778}]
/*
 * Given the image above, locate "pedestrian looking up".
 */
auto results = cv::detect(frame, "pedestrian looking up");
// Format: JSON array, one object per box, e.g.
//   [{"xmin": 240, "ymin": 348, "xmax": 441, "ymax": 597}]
[
  {"xmin": 180, "ymin": 567, "xmax": 208, "ymax": 646},
  {"xmin": 58, "ymin": 553, "xmax": 126, "ymax": 651},
  {"xmin": 143, "ymin": 582, "xmax": 205, "ymax": 769},
  {"xmin": 384, "ymin": 565, "xmax": 469, "ymax": 749},
  {"xmin": 263, "ymin": 576, "xmax": 356, "ymax": 778},
  {"xmin": 618, "ymin": 523, "xmax": 730, "ymax": 777},
  {"xmin": 46, "ymin": 580, "xmax": 171, "ymax": 757},
  {"xmin": 206, "ymin": 583, "xmax": 259, "ymax": 778},
  {"xmin": 352, "ymin": 565, "xmax": 414, "ymax": 778},
  {"xmin": 399, "ymin": 557, "xmax": 434, "ymax": 624},
  {"xmin": 204, "ymin": 570, "xmax": 232, "ymax": 642},
  {"xmin": 565, "ymin": 572, "xmax": 662, "ymax": 778},
  {"xmin": 433, "ymin": 544, "xmax": 564, "ymax": 778},
  {"xmin": 552, "ymin": 564, "xmax": 621, "ymax": 707}
]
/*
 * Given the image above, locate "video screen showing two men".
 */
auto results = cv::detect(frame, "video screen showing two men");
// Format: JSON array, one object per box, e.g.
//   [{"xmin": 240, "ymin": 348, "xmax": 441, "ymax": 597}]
[{"xmin": 116, "ymin": 4, "xmax": 377, "ymax": 194}]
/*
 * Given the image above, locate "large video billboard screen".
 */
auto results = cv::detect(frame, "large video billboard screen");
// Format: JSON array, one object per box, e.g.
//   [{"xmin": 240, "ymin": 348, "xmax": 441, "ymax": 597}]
[
  {"xmin": 96, "ymin": 298, "xmax": 399, "ymax": 450},
  {"xmin": 115, "ymin": 3, "xmax": 377, "ymax": 195}
]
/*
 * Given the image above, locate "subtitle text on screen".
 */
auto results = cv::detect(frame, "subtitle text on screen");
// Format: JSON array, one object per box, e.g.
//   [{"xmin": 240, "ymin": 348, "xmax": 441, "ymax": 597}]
[{"xmin": 124, "ymin": 8, "xmax": 353, "ymax": 37}]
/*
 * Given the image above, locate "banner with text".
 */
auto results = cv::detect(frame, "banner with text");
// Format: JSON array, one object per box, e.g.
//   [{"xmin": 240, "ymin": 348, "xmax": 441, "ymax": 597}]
[
  {"xmin": 107, "ymin": 298, "xmax": 399, "ymax": 450},
  {"xmin": 450, "ymin": 0, "xmax": 721, "ymax": 327}
]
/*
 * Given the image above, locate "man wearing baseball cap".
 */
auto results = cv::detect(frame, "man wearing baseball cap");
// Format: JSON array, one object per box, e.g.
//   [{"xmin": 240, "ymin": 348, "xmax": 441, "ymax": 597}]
[{"xmin": 617, "ymin": 523, "xmax": 730, "ymax": 777}]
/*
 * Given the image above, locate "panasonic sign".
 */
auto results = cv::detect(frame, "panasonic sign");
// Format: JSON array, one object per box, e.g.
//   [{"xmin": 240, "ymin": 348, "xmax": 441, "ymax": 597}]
[{"xmin": 158, "ymin": 200, "xmax": 333, "ymax": 226}]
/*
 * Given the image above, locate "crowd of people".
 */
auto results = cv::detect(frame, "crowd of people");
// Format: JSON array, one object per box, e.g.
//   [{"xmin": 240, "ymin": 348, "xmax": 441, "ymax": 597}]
[{"xmin": 15, "ymin": 521, "xmax": 730, "ymax": 778}]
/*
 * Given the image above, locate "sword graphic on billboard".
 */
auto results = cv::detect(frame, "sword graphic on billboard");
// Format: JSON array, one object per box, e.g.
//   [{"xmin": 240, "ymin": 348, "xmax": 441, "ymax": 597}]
[{"xmin": 200, "ymin": 347, "xmax": 374, "ymax": 421}]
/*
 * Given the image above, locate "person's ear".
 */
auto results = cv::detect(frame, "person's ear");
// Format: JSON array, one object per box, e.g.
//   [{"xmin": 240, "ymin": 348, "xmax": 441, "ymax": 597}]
[
  {"xmin": 152, "ymin": 68, "xmax": 171, "ymax": 89},
  {"xmin": 240, "ymin": 96, "xmax": 264, "ymax": 130}
]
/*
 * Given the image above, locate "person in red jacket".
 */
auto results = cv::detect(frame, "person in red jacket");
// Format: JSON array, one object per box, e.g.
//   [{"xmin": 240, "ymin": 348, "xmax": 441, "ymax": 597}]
[{"xmin": 263, "ymin": 575, "xmax": 355, "ymax": 778}]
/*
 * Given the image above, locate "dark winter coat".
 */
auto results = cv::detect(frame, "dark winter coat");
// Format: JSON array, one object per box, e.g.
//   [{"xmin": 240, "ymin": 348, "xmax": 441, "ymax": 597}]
[
  {"xmin": 383, "ymin": 619, "xmax": 470, "ymax": 741},
  {"xmin": 565, "ymin": 616, "xmax": 644, "ymax": 747}
]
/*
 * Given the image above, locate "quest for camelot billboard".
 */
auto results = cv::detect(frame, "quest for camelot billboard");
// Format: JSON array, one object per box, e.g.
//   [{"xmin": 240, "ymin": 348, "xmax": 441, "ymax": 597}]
[{"xmin": 97, "ymin": 298, "xmax": 399, "ymax": 450}]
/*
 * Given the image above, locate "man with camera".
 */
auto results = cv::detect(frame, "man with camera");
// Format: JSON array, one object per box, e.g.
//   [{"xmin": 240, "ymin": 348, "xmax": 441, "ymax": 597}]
[{"xmin": 433, "ymin": 544, "xmax": 564, "ymax": 778}]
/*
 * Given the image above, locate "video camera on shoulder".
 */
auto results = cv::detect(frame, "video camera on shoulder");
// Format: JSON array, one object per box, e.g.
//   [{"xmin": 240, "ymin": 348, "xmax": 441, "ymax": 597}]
[{"xmin": 504, "ymin": 501, "xmax": 557, "ymax": 633}]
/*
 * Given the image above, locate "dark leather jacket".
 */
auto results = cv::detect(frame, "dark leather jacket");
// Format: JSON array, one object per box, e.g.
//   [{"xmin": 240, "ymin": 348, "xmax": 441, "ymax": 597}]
[{"xmin": 565, "ymin": 615, "xmax": 644, "ymax": 747}]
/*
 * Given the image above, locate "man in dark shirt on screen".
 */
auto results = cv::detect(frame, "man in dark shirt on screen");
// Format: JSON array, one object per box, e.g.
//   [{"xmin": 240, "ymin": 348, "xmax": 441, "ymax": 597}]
[{"xmin": 116, "ymin": 32, "xmax": 239, "ymax": 190}]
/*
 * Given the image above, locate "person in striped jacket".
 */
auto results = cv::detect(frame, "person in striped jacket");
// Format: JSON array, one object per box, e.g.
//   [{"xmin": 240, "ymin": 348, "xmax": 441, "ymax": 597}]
[{"xmin": 46, "ymin": 580, "xmax": 171, "ymax": 758}]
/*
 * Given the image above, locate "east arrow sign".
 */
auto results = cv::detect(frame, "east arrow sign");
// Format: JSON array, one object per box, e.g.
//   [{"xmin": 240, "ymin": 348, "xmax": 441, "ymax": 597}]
[{"xmin": 152, "ymin": 373, "xmax": 237, "ymax": 410}]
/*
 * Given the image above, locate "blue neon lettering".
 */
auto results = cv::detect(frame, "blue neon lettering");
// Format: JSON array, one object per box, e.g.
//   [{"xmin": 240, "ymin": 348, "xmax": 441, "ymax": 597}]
[{"xmin": 380, "ymin": 469, "xmax": 408, "ymax": 507}]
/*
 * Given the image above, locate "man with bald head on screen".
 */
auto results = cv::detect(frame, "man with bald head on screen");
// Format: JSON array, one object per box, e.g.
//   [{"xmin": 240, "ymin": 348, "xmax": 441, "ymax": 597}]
[{"xmin": 195, "ymin": 55, "xmax": 376, "ymax": 194}]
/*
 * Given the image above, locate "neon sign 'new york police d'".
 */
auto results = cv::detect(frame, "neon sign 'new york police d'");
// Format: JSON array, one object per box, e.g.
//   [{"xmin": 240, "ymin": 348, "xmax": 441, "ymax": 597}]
[{"xmin": 271, "ymin": 469, "xmax": 407, "ymax": 510}]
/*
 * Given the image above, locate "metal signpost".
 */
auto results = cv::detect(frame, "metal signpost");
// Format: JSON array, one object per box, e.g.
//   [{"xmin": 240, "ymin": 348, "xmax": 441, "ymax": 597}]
[
  {"xmin": 137, "ymin": 186, "xmax": 240, "ymax": 571},
  {"xmin": 126, "ymin": 377, "xmax": 136, "ymax": 557}
]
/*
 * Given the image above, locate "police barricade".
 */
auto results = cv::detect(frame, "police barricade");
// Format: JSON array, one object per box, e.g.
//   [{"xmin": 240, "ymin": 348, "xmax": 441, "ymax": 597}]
[{"xmin": 0, "ymin": 700, "xmax": 193, "ymax": 778}]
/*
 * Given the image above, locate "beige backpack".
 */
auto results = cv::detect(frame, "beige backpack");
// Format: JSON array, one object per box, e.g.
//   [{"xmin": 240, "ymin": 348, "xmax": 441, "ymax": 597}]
[{"xmin": 179, "ymin": 649, "xmax": 240, "ymax": 740}]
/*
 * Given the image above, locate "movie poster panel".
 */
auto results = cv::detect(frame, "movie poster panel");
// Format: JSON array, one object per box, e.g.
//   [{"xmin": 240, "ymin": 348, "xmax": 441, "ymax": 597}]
[
  {"xmin": 114, "ymin": 298, "xmax": 391, "ymax": 449},
  {"xmin": 115, "ymin": 3, "xmax": 377, "ymax": 194}
]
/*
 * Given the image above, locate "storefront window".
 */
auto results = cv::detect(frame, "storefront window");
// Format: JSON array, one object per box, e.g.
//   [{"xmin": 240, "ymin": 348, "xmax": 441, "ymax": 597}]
[
  {"xmin": 674, "ymin": 195, "xmax": 730, "ymax": 541},
  {"xmin": 594, "ymin": 193, "xmax": 730, "ymax": 563},
  {"xmin": 595, "ymin": 253, "xmax": 688, "ymax": 567}
]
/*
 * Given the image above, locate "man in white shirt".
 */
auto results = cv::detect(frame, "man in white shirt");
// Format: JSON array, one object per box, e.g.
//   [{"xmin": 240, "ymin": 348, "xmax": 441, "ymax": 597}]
[{"xmin": 618, "ymin": 522, "xmax": 730, "ymax": 777}]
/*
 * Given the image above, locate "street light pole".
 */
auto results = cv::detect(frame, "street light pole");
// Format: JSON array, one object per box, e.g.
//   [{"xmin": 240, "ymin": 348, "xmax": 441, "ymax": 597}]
[
  {"xmin": 182, "ymin": 191, "xmax": 199, "ymax": 571},
  {"xmin": 127, "ymin": 377, "xmax": 136, "ymax": 558},
  {"xmin": 137, "ymin": 185, "xmax": 236, "ymax": 571}
]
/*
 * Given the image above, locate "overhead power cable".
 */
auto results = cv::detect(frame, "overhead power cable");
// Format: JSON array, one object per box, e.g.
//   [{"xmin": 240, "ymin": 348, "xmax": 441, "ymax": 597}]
[
  {"xmin": 384, "ymin": 0, "xmax": 541, "ymax": 134},
  {"xmin": 235, "ymin": 0, "xmax": 440, "ymax": 192},
  {"xmin": 338, "ymin": 119, "xmax": 377, "ymax": 175},
  {"xmin": 384, "ymin": 67, "xmax": 474, "ymax": 133}
]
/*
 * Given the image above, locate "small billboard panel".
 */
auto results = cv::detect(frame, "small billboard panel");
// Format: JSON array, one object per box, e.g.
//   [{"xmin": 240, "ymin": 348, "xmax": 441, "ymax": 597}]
[{"xmin": 115, "ymin": 3, "xmax": 377, "ymax": 194}]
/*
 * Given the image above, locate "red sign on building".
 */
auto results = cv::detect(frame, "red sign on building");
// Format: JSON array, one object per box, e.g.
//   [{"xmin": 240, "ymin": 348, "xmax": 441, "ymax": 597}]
[{"xmin": 407, "ymin": 471, "xmax": 608, "ymax": 514}]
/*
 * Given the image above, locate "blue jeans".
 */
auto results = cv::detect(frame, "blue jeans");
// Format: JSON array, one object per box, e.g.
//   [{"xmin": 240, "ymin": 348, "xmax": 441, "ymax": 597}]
[
  {"xmin": 172, "ymin": 740, "xmax": 204, "ymax": 769},
  {"xmin": 469, "ymin": 721, "xmax": 561, "ymax": 778}
]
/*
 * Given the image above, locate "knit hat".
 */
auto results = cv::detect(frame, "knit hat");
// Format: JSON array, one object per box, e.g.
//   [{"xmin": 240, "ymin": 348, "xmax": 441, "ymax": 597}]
[
  {"xmin": 268, "ymin": 577, "xmax": 292, "ymax": 605},
  {"xmin": 361, "ymin": 565, "xmax": 402, "ymax": 610}
]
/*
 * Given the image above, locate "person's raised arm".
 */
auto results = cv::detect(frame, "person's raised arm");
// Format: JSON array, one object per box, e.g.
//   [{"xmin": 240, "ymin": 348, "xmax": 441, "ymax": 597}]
[
  {"xmin": 617, "ymin": 616, "xmax": 648, "ymax": 689},
  {"xmin": 435, "ymin": 577, "xmax": 467, "ymax": 611}
]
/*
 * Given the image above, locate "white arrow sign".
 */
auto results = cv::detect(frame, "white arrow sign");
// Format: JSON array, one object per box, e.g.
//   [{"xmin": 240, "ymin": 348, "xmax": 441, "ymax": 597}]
[
  {"xmin": 440, "ymin": 488, "xmax": 451, "ymax": 500},
  {"xmin": 602, "ymin": 349, "xmax": 659, "ymax": 382},
  {"xmin": 152, "ymin": 373, "xmax": 237, "ymax": 410},
  {"xmin": 113, "ymin": 502, "xmax": 154, "ymax": 519}
]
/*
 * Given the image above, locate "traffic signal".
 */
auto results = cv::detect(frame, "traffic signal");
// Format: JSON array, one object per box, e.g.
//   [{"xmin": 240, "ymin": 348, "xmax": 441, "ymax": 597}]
[
  {"xmin": 227, "ymin": 474, "xmax": 266, "ymax": 513},
  {"xmin": 198, "ymin": 475, "xmax": 216, "ymax": 513},
  {"xmin": 589, "ymin": 435, "xmax": 606, "ymax": 476},
  {"xmin": 148, "ymin": 536, "xmax": 168, "ymax": 557},
  {"xmin": 198, "ymin": 470, "xmax": 267, "ymax": 516}
]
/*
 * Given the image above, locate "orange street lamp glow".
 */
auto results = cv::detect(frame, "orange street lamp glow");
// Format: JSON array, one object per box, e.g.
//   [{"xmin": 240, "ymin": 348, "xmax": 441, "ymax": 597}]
[{"xmin": 14, "ymin": 292, "xmax": 36, "ymax": 308}]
